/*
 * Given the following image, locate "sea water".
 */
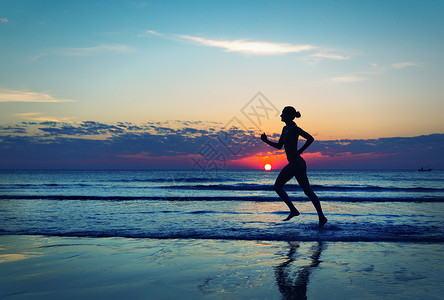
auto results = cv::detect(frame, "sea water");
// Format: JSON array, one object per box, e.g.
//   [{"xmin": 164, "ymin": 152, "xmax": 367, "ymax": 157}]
[{"xmin": 1, "ymin": 169, "xmax": 443, "ymax": 242}]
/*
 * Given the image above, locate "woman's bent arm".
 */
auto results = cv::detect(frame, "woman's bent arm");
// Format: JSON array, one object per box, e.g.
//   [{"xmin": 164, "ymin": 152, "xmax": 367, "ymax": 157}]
[
  {"xmin": 297, "ymin": 129, "xmax": 314, "ymax": 154},
  {"xmin": 261, "ymin": 133, "xmax": 283, "ymax": 149}
]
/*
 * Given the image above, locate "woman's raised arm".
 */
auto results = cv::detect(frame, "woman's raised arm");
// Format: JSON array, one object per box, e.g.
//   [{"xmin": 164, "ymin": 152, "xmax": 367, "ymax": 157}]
[{"xmin": 261, "ymin": 132, "xmax": 283, "ymax": 150}]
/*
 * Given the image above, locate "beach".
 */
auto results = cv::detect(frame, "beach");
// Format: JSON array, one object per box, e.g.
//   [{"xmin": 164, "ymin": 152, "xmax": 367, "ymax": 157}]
[
  {"xmin": 1, "ymin": 169, "xmax": 444, "ymax": 299},
  {"xmin": 0, "ymin": 235, "xmax": 443, "ymax": 299}
]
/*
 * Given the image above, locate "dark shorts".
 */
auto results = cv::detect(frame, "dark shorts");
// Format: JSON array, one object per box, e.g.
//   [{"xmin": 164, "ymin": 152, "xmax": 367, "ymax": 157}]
[
  {"xmin": 288, "ymin": 154, "xmax": 306, "ymax": 170},
  {"xmin": 275, "ymin": 155, "xmax": 311, "ymax": 191}
]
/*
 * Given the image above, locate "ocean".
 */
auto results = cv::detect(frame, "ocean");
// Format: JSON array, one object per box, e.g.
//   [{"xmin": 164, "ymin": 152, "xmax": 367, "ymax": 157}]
[{"xmin": 1, "ymin": 169, "xmax": 443, "ymax": 242}]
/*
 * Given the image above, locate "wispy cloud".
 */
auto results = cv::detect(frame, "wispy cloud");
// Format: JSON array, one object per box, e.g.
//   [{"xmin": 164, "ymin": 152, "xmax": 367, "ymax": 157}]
[
  {"xmin": 0, "ymin": 18, "xmax": 7, "ymax": 23},
  {"xmin": 391, "ymin": 62, "xmax": 417, "ymax": 69},
  {"xmin": 138, "ymin": 30, "xmax": 163, "ymax": 37},
  {"xmin": 0, "ymin": 89, "xmax": 75, "ymax": 103},
  {"xmin": 331, "ymin": 60, "xmax": 418, "ymax": 83},
  {"xmin": 330, "ymin": 76, "xmax": 367, "ymax": 83},
  {"xmin": 33, "ymin": 44, "xmax": 136, "ymax": 61},
  {"xmin": 57, "ymin": 44, "xmax": 136, "ymax": 56},
  {"xmin": 309, "ymin": 52, "xmax": 350, "ymax": 61},
  {"xmin": 15, "ymin": 112, "xmax": 41, "ymax": 117},
  {"xmin": 14, "ymin": 112, "xmax": 73, "ymax": 123},
  {"xmin": 178, "ymin": 35, "xmax": 317, "ymax": 55},
  {"xmin": 23, "ymin": 116, "xmax": 71, "ymax": 122},
  {"xmin": 140, "ymin": 30, "xmax": 349, "ymax": 60}
]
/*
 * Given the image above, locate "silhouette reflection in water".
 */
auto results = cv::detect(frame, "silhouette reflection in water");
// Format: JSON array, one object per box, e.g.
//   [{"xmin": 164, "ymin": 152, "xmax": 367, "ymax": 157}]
[{"xmin": 275, "ymin": 241, "xmax": 324, "ymax": 300}]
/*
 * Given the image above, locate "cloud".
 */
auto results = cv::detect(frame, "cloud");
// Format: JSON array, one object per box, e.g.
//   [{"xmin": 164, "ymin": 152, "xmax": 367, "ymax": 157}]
[
  {"xmin": 334, "ymin": 61, "xmax": 419, "ymax": 84},
  {"xmin": 0, "ymin": 120, "xmax": 442, "ymax": 170},
  {"xmin": 28, "ymin": 117, "xmax": 73, "ymax": 122},
  {"xmin": 57, "ymin": 44, "xmax": 136, "ymax": 56},
  {"xmin": 138, "ymin": 30, "xmax": 163, "ymax": 37},
  {"xmin": 1, "ymin": 18, "xmax": 8, "ymax": 23},
  {"xmin": 309, "ymin": 52, "xmax": 350, "ymax": 61},
  {"xmin": 141, "ymin": 31, "xmax": 349, "ymax": 60},
  {"xmin": 0, "ymin": 89, "xmax": 75, "ymax": 102},
  {"xmin": 391, "ymin": 62, "xmax": 417, "ymax": 69},
  {"xmin": 15, "ymin": 112, "xmax": 41, "ymax": 117},
  {"xmin": 37, "ymin": 121, "xmax": 126, "ymax": 136},
  {"xmin": 32, "ymin": 44, "xmax": 136, "ymax": 61},
  {"xmin": 310, "ymin": 135, "xmax": 444, "ymax": 158},
  {"xmin": 0, "ymin": 125, "xmax": 27, "ymax": 134},
  {"xmin": 14, "ymin": 112, "xmax": 73, "ymax": 122},
  {"xmin": 330, "ymin": 76, "xmax": 367, "ymax": 83},
  {"xmin": 370, "ymin": 62, "xmax": 418, "ymax": 71},
  {"xmin": 178, "ymin": 35, "xmax": 316, "ymax": 55},
  {"xmin": 4, "ymin": 120, "xmax": 216, "ymax": 140},
  {"xmin": 306, "ymin": 135, "xmax": 444, "ymax": 168}
]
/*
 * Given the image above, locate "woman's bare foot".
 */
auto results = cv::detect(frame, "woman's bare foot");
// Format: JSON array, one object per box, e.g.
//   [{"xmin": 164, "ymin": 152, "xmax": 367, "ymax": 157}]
[
  {"xmin": 319, "ymin": 216, "xmax": 328, "ymax": 228},
  {"xmin": 283, "ymin": 210, "xmax": 300, "ymax": 221}
]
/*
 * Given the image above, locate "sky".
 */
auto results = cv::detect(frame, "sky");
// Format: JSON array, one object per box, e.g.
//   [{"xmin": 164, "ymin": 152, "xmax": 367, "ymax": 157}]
[{"xmin": 0, "ymin": 0, "xmax": 443, "ymax": 170}]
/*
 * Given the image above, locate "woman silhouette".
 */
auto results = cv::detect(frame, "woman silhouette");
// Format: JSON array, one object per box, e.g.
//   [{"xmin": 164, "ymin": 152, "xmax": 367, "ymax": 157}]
[{"xmin": 261, "ymin": 106, "xmax": 327, "ymax": 227}]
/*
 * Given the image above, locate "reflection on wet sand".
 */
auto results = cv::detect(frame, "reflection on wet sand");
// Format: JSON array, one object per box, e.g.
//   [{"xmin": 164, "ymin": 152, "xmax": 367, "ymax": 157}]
[{"xmin": 275, "ymin": 241, "xmax": 324, "ymax": 300}]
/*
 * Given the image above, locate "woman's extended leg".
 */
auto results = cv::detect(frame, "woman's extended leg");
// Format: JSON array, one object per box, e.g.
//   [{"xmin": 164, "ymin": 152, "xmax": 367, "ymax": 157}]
[
  {"xmin": 294, "ymin": 165, "xmax": 327, "ymax": 227},
  {"xmin": 274, "ymin": 164, "xmax": 299, "ymax": 221}
]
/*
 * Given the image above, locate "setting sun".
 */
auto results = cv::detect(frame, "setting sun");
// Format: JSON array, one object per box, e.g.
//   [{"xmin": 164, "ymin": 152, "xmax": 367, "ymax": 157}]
[{"xmin": 264, "ymin": 164, "xmax": 272, "ymax": 171}]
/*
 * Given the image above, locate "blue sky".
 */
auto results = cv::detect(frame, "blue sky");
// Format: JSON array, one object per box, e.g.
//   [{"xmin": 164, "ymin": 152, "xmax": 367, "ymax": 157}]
[{"xmin": 0, "ymin": 0, "xmax": 443, "ymax": 169}]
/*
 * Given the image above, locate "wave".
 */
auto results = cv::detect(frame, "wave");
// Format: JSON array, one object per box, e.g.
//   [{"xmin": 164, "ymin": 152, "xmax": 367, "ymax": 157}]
[
  {"xmin": 1, "ymin": 195, "xmax": 443, "ymax": 202},
  {"xmin": 161, "ymin": 183, "xmax": 444, "ymax": 193},
  {"xmin": 104, "ymin": 177, "xmax": 236, "ymax": 183},
  {"xmin": 1, "ymin": 224, "xmax": 443, "ymax": 242},
  {"xmin": 0, "ymin": 183, "xmax": 97, "ymax": 188},
  {"xmin": 2, "ymin": 182, "xmax": 443, "ymax": 194},
  {"xmin": 0, "ymin": 179, "xmax": 239, "ymax": 188}
]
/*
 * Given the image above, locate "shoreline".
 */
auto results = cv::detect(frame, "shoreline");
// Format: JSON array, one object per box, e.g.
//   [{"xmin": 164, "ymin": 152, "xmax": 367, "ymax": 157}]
[
  {"xmin": 1, "ymin": 233, "xmax": 444, "ymax": 243},
  {"xmin": 1, "ymin": 235, "xmax": 443, "ymax": 299}
]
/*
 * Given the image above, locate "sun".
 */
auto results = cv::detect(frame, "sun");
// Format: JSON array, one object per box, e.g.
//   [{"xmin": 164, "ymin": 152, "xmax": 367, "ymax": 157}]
[{"xmin": 264, "ymin": 163, "xmax": 272, "ymax": 171}]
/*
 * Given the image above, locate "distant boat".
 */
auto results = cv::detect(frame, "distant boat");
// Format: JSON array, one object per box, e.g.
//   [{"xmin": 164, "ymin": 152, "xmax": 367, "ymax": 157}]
[{"xmin": 418, "ymin": 166, "xmax": 432, "ymax": 172}]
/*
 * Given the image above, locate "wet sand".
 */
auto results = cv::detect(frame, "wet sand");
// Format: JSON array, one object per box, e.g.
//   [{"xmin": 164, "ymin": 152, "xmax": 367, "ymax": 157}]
[{"xmin": 0, "ymin": 235, "xmax": 443, "ymax": 299}]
